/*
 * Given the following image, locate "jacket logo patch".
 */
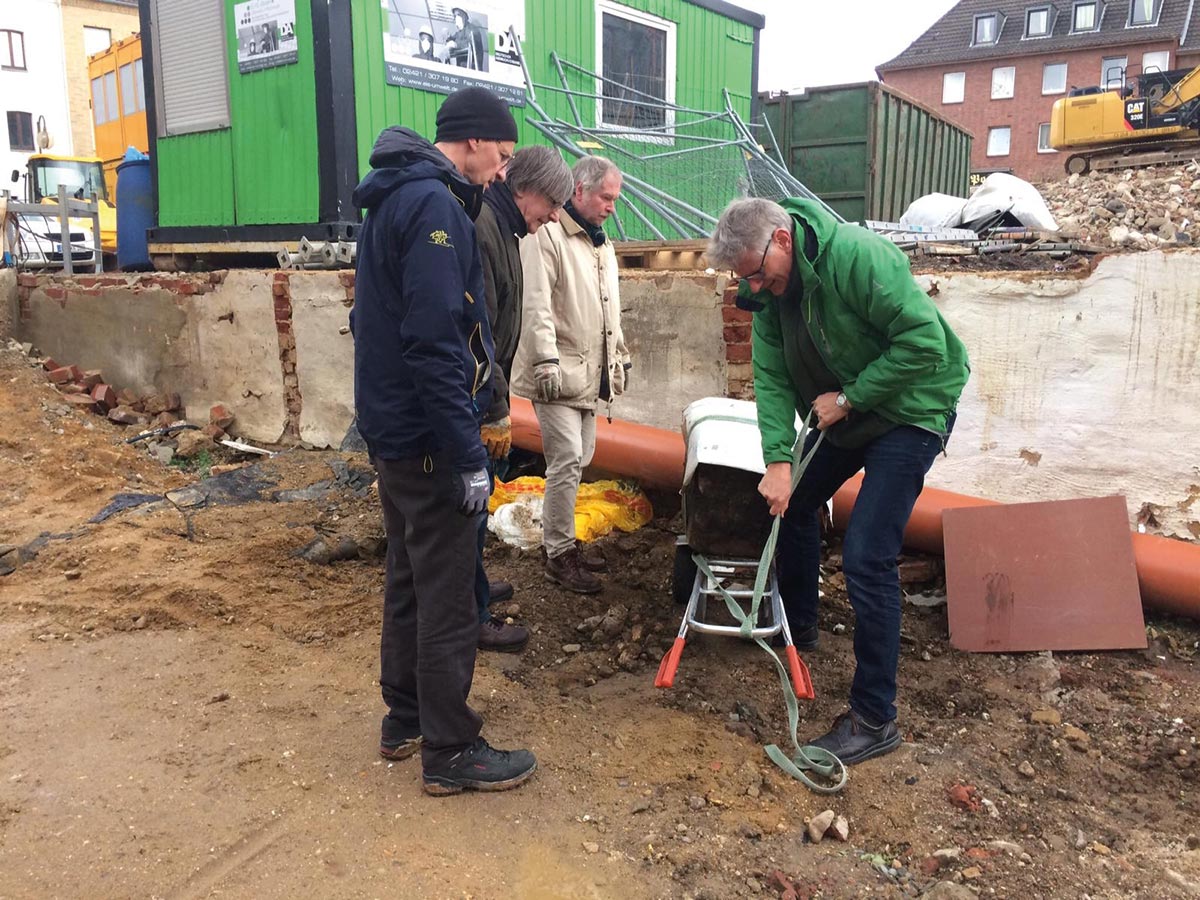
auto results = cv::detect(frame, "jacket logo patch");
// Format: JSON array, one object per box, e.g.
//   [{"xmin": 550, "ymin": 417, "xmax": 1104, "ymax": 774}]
[{"xmin": 428, "ymin": 230, "xmax": 454, "ymax": 248}]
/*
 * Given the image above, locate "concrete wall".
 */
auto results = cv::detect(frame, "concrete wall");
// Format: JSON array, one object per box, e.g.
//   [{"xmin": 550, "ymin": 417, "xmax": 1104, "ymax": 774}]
[
  {"xmin": 0, "ymin": 269, "xmax": 16, "ymax": 339},
  {"xmin": 918, "ymin": 251, "xmax": 1200, "ymax": 539},
  {"xmin": 10, "ymin": 253, "xmax": 1199, "ymax": 543}
]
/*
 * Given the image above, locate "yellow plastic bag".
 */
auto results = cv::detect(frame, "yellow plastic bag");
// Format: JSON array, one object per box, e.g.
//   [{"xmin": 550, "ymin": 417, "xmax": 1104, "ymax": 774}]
[{"xmin": 489, "ymin": 476, "xmax": 653, "ymax": 542}]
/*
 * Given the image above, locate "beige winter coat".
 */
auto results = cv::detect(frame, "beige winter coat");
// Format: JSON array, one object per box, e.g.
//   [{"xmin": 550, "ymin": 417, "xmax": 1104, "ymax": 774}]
[{"xmin": 511, "ymin": 213, "xmax": 630, "ymax": 410}]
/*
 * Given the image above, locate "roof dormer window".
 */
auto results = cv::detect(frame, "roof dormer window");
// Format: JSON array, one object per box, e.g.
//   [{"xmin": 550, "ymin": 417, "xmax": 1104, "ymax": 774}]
[
  {"xmin": 1129, "ymin": 0, "xmax": 1161, "ymax": 26},
  {"xmin": 973, "ymin": 13, "xmax": 1001, "ymax": 45},
  {"xmin": 1072, "ymin": 1, "xmax": 1099, "ymax": 31},
  {"xmin": 1025, "ymin": 6, "xmax": 1052, "ymax": 37}
]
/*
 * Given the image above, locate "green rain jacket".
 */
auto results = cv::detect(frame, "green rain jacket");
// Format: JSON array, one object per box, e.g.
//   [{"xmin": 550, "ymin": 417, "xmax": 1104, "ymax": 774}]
[{"xmin": 746, "ymin": 199, "xmax": 970, "ymax": 465}]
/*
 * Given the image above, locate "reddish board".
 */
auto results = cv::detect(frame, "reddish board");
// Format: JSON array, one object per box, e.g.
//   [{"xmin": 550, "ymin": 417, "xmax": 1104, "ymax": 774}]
[{"xmin": 944, "ymin": 495, "xmax": 1147, "ymax": 652}]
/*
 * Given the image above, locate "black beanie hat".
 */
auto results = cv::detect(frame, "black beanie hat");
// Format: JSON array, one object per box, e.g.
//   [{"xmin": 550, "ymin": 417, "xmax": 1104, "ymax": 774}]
[{"xmin": 435, "ymin": 87, "xmax": 518, "ymax": 143}]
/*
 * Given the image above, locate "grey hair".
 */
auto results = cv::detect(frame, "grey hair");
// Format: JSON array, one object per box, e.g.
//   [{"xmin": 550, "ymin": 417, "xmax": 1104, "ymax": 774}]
[
  {"xmin": 505, "ymin": 146, "xmax": 573, "ymax": 206},
  {"xmin": 707, "ymin": 198, "xmax": 792, "ymax": 269},
  {"xmin": 573, "ymin": 155, "xmax": 621, "ymax": 193}
]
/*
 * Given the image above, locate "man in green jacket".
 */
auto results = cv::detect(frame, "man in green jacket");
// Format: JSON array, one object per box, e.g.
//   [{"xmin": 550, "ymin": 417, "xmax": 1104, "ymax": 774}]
[{"xmin": 708, "ymin": 197, "xmax": 969, "ymax": 765}]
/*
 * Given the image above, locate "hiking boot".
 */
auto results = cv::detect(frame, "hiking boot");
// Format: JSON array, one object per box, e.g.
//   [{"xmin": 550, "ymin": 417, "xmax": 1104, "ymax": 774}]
[
  {"xmin": 575, "ymin": 540, "xmax": 608, "ymax": 573},
  {"xmin": 379, "ymin": 734, "xmax": 423, "ymax": 761},
  {"xmin": 422, "ymin": 737, "xmax": 537, "ymax": 796},
  {"xmin": 772, "ymin": 622, "xmax": 819, "ymax": 651},
  {"xmin": 488, "ymin": 580, "xmax": 514, "ymax": 605},
  {"xmin": 478, "ymin": 615, "xmax": 529, "ymax": 653},
  {"xmin": 805, "ymin": 710, "xmax": 901, "ymax": 765},
  {"xmin": 545, "ymin": 548, "xmax": 602, "ymax": 594}
]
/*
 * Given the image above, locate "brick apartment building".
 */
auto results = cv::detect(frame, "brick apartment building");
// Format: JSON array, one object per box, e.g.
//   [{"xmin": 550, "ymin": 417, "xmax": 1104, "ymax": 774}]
[{"xmin": 877, "ymin": 0, "xmax": 1200, "ymax": 182}]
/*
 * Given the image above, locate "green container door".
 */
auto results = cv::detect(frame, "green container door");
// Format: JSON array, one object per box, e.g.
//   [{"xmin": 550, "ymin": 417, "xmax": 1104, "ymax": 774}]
[{"xmin": 763, "ymin": 82, "xmax": 972, "ymax": 223}]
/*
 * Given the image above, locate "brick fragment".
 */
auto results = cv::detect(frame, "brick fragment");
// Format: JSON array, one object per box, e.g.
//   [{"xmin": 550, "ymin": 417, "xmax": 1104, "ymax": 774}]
[
  {"xmin": 91, "ymin": 384, "xmax": 117, "ymax": 411},
  {"xmin": 79, "ymin": 370, "xmax": 103, "ymax": 389},
  {"xmin": 202, "ymin": 423, "xmax": 227, "ymax": 441},
  {"xmin": 65, "ymin": 393, "xmax": 99, "ymax": 411},
  {"xmin": 41, "ymin": 357, "xmax": 60, "ymax": 372},
  {"xmin": 209, "ymin": 404, "xmax": 235, "ymax": 430},
  {"xmin": 725, "ymin": 343, "xmax": 752, "ymax": 363},
  {"xmin": 48, "ymin": 366, "xmax": 75, "ymax": 385}
]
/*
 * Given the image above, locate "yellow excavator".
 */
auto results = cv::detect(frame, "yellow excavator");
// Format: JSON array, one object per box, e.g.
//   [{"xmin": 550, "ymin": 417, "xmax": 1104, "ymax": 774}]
[{"xmin": 1049, "ymin": 63, "xmax": 1200, "ymax": 174}]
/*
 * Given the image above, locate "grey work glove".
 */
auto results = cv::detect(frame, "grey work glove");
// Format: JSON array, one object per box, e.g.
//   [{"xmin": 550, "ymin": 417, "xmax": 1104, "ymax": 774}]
[
  {"xmin": 455, "ymin": 467, "xmax": 490, "ymax": 517},
  {"xmin": 533, "ymin": 359, "xmax": 562, "ymax": 402}
]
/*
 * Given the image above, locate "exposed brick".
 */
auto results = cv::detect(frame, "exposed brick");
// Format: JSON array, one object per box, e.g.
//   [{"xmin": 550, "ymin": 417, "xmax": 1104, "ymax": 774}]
[
  {"xmin": 722, "ymin": 305, "xmax": 753, "ymax": 324},
  {"xmin": 79, "ymin": 370, "xmax": 103, "ymax": 389},
  {"xmin": 723, "ymin": 323, "xmax": 751, "ymax": 344},
  {"xmin": 42, "ymin": 357, "xmax": 60, "ymax": 372},
  {"xmin": 273, "ymin": 272, "xmax": 289, "ymax": 284},
  {"xmin": 18, "ymin": 273, "xmax": 39, "ymax": 287},
  {"xmin": 725, "ymin": 342, "xmax": 753, "ymax": 363},
  {"xmin": 337, "ymin": 272, "xmax": 355, "ymax": 287},
  {"xmin": 272, "ymin": 282, "xmax": 288, "ymax": 297},
  {"xmin": 202, "ymin": 423, "xmax": 226, "ymax": 441},
  {"xmin": 91, "ymin": 383, "xmax": 117, "ymax": 411},
  {"xmin": 43, "ymin": 287, "xmax": 66, "ymax": 301},
  {"xmin": 117, "ymin": 388, "xmax": 140, "ymax": 408},
  {"xmin": 727, "ymin": 362, "xmax": 754, "ymax": 381},
  {"xmin": 47, "ymin": 366, "xmax": 76, "ymax": 384},
  {"xmin": 209, "ymin": 404, "xmax": 235, "ymax": 430},
  {"xmin": 65, "ymin": 393, "xmax": 99, "ymax": 411}
]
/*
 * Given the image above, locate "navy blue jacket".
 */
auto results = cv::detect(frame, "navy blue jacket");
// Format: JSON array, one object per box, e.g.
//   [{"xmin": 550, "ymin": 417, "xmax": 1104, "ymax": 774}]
[{"xmin": 350, "ymin": 127, "xmax": 493, "ymax": 472}]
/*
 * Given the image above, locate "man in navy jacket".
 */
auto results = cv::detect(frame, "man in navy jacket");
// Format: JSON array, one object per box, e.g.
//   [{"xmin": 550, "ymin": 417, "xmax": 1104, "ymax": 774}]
[{"xmin": 351, "ymin": 87, "xmax": 536, "ymax": 796}]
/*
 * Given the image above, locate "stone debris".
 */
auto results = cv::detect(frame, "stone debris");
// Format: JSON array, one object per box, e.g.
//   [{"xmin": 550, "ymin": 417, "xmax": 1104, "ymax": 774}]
[
  {"xmin": 806, "ymin": 809, "xmax": 835, "ymax": 843},
  {"xmin": 1039, "ymin": 163, "xmax": 1200, "ymax": 249}
]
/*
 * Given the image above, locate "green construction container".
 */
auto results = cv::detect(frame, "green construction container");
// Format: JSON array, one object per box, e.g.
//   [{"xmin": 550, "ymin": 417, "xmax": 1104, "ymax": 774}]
[{"xmin": 760, "ymin": 82, "xmax": 973, "ymax": 224}]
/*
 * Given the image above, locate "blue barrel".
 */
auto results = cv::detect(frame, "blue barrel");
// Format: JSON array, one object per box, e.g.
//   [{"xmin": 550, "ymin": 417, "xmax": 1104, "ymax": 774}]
[{"xmin": 116, "ymin": 156, "xmax": 153, "ymax": 271}]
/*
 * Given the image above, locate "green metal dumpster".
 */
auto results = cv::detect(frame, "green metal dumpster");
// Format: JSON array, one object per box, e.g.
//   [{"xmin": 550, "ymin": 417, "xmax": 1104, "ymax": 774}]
[{"xmin": 760, "ymin": 82, "xmax": 973, "ymax": 224}]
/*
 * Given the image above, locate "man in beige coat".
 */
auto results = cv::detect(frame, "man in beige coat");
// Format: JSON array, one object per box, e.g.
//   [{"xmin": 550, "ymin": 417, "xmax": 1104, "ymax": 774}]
[{"xmin": 511, "ymin": 156, "xmax": 630, "ymax": 593}]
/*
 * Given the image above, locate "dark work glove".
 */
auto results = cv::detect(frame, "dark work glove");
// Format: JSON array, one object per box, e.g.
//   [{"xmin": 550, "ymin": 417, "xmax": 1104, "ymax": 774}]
[{"xmin": 456, "ymin": 468, "xmax": 490, "ymax": 516}]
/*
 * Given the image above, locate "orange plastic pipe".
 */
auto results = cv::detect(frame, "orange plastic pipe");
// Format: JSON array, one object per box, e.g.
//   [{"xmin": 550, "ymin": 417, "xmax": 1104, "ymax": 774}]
[{"xmin": 510, "ymin": 398, "xmax": 1200, "ymax": 616}]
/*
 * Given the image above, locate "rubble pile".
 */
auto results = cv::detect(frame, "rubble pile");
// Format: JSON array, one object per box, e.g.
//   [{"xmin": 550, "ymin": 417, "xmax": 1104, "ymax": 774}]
[{"xmin": 1038, "ymin": 162, "xmax": 1200, "ymax": 250}]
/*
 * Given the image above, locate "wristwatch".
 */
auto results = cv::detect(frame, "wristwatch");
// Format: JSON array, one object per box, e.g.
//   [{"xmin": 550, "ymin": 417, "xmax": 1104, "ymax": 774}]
[{"xmin": 835, "ymin": 392, "xmax": 848, "ymax": 408}]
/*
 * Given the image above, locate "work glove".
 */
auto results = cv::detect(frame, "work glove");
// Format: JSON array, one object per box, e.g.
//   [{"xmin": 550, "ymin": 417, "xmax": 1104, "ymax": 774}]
[
  {"xmin": 480, "ymin": 416, "xmax": 511, "ymax": 460},
  {"xmin": 455, "ymin": 468, "xmax": 490, "ymax": 517},
  {"xmin": 612, "ymin": 362, "xmax": 631, "ymax": 396},
  {"xmin": 533, "ymin": 359, "xmax": 562, "ymax": 402}
]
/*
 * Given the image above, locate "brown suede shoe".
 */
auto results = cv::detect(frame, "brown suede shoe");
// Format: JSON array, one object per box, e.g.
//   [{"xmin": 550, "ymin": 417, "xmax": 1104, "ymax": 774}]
[
  {"xmin": 545, "ymin": 547, "xmax": 602, "ymax": 594},
  {"xmin": 575, "ymin": 540, "xmax": 608, "ymax": 573},
  {"xmin": 478, "ymin": 615, "xmax": 529, "ymax": 653}
]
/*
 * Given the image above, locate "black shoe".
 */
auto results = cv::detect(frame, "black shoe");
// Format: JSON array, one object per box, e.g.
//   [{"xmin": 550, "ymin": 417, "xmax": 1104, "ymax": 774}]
[
  {"xmin": 770, "ymin": 623, "xmax": 819, "ymax": 650},
  {"xmin": 379, "ymin": 734, "xmax": 423, "ymax": 761},
  {"xmin": 805, "ymin": 710, "xmax": 901, "ymax": 765},
  {"xmin": 488, "ymin": 580, "xmax": 514, "ymax": 605},
  {"xmin": 422, "ymin": 737, "xmax": 537, "ymax": 796},
  {"xmin": 478, "ymin": 615, "xmax": 529, "ymax": 653}
]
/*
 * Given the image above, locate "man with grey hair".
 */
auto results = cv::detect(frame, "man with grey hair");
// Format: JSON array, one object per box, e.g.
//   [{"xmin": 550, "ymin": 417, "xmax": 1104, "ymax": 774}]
[
  {"xmin": 511, "ymin": 155, "xmax": 630, "ymax": 593},
  {"xmin": 474, "ymin": 145, "xmax": 574, "ymax": 650},
  {"xmin": 709, "ymin": 196, "xmax": 969, "ymax": 765}
]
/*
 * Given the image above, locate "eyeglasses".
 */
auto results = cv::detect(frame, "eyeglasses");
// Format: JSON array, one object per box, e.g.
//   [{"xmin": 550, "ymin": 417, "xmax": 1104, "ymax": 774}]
[{"xmin": 730, "ymin": 237, "xmax": 773, "ymax": 289}]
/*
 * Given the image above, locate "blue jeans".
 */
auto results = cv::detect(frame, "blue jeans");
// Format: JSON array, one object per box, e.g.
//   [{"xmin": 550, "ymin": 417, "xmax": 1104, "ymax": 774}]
[{"xmin": 776, "ymin": 418, "xmax": 953, "ymax": 725}]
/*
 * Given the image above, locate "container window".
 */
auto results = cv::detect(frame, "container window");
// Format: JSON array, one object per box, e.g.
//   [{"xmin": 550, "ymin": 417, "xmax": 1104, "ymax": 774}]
[
  {"xmin": 91, "ymin": 76, "xmax": 108, "ymax": 125},
  {"xmin": 134, "ymin": 58, "xmax": 145, "ymax": 112},
  {"xmin": 1043, "ymin": 62, "xmax": 1067, "ymax": 94},
  {"xmin": 1025, "ymin": 7, "xmax": 1050, "ymax": 37},
  {"xmin": 1129, "ymin": 0, "xmax": 1160, "ymax": 26},
  {"xmin": 1038, "ymin": 123, "xmax": 1056, "ymax": 152},
  {"xmin": 1142, "ymin": 50, "xmax": 1170, "ymax": 74},
  {"xmin": 1073, "ymin": 1, "xmax": 1098, "ymax": 31},
  {"xmin": 1, "ymin": 29, "xmax": 25, "ymax": 70},
  {"xmin": 991, "ymin": 66, "xmax": 1016, "ymax": 99},
  {"xmin": 7, "ymin": 111, "xmax": 34, "ymax": 151},
  {"xmin": 974, "ymin": 14, "xmax": 999, "ymax": 44},
  {"xmin": 1101, "ymin": 56, "xmax": 1127, "ymax": 89},
  {"xmin": 84, "ymin": 26, "xmax": 111, "ymax": 57},
  {"xmin": 103, "ymin": 71, "xmax": 118, "ymax": 124},
  {"xmin": 120, "ymin": 63, "xmax": 138, "ymax": 116},
  {"xmin": 987, "ymin": 126, "xmax": 1011, "ymax": 156},
  {"xmin": 596, "ymin": 0, "xmax": 676, "ymax": 139}
]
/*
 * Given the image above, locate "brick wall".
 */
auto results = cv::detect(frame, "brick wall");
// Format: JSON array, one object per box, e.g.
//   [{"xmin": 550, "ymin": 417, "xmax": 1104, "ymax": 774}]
[
  {"xmin": 882, "ymin": 40, "xmax": 1176, "ymax": 182},
  {"xmin": 721, "ymin": 281, "xmax": 755, "ymax": 400},
  {"xmin": 61, "ymin": 0, "xmax": 139, "ymax": 157}
]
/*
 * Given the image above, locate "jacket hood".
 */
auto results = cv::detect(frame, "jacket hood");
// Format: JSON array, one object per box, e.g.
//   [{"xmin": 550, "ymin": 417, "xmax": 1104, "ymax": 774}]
[
  {"xmin": 483, "ymin": 181, "xmax": 527, "ymax": 238},
  {"xmin": 353, "ymin": 126, "xmax": 483, "ymax": 217}
]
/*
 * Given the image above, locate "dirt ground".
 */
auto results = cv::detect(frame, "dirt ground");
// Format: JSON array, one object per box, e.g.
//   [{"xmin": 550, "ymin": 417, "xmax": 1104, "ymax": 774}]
[{"xmin": 1, "ymin": 345, "xmax": 1199, "ymax": 900}]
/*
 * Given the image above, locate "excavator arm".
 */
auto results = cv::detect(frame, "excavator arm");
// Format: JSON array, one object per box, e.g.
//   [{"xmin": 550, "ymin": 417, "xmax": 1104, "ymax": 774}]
[{"xmin": 1152, "ymin": 64, "xmax": 1200, "ymax": 116}]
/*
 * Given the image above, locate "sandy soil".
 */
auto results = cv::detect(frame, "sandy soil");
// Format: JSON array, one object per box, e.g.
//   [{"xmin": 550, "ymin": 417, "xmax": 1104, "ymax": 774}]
[{"xmin": 1, "ymin": 346, "xmax": 1198, "ymax": 900}]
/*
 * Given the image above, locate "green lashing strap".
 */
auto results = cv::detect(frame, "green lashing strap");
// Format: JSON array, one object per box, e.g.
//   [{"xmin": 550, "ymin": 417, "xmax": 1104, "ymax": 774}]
[{"xmin": 693, "ymin": 414, "xmax": 848, "ymax": 794}]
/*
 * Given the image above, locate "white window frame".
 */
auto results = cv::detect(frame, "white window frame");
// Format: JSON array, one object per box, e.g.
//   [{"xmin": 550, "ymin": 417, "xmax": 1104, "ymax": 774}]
[
  {"xmin": 987, "ymin": 126, "xmax": 1012, "ymax": 157},
  {"xmin": 1, "ymin": 29, "xmax": 26, "ymax": 70},
  {"xmin": 991, "ymin": 66, "xmax": 1016, "ymax": 99},
  {"xmin": 595, "ymin": 0, "xmax": 677, "ymax": 144},
  {"xmin": 943, "ymin": 71, "xmax": 965, "ymax": 104},
  {"xmin": 1024, "ymin": 6, "xmax": 1052, "ymax": 37},
  {"xmin": 973, "ymin": 13, "xmax": 1001, "ymax": 45},
  {"xmin": 1102, "ymin": 55, "xmax": 1127, "ymax": 89},
  {"xmin": 83, "ymin": 26, "xmax": 112, "ymax": 57},
  {"xmin": 1072, "ymin": 1, "xmax": 1099, "ymax": 32},
  {"xmin": 1128, "ymin": 0, "xmax": 1161, "ymax": 27},
  {"xmin": 1038, "ymin": 122, "xmax": 1056, "ymax": 152},
  {"xmin": 1043, "ymin": 61, "xmax": 1068, "ymax": 94},
  {"xmin": 1142, "ymin": 50, "xmax": 1170, "ymax": 73}
]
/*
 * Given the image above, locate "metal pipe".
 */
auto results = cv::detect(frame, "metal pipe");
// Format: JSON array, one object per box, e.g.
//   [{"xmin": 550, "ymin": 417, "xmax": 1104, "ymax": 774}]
[
  {"xmin": 617, "ymin": 194, "xmax": 666, "ymax": 240},
  {"xmin": 549, "ymin": 52, "xmax": 583, "ymax": 127}
]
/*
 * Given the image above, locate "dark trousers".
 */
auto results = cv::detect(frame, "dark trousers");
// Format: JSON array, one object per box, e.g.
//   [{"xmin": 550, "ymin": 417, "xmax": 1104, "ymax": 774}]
[
  {"xmin": 473, "ymin": 463, "xmax": 496, "ymax": 625},
  {"xmin": 776, "ymin": 420, "xmax": 953, "ymax": 725},
  {"xmin": 374, "ymin": 455, "xmax": 483, "ymax": 767}
]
